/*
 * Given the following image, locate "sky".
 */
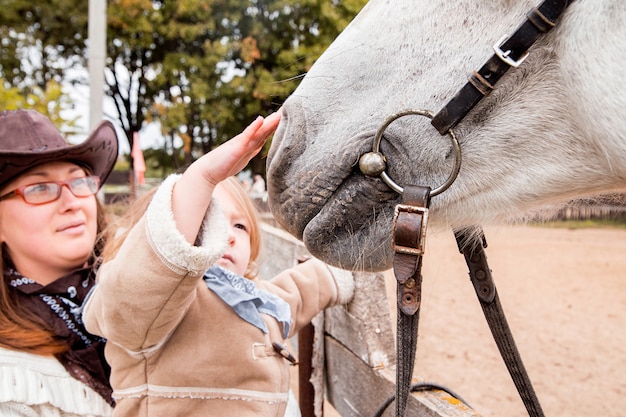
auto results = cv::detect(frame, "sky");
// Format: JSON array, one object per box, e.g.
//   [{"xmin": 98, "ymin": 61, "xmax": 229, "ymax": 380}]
[{"xmin": 65, "ymin": 81, "xmax": 164, "ymax": 155}]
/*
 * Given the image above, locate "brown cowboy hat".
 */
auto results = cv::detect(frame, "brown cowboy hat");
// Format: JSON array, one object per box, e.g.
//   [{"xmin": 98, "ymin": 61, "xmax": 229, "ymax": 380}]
[{"xmin": 0, "ymin": 110, "xmax": 119, "ymax": 188}]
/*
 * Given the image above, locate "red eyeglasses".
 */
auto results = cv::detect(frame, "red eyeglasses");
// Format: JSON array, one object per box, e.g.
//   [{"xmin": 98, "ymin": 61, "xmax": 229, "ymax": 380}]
[{"xmin": 0, "ymin": 176, "xmax": 100, "ymax": 205}]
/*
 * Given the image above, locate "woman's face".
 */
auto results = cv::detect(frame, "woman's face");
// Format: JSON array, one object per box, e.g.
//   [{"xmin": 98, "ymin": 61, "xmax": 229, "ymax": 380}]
[
  {"xmin": 213, "ymin": 184, "xmax": 252, "ymax": 277},
  {"xmin": 0, "ymin": 161, "xmax": 98, "ymax": 285}
]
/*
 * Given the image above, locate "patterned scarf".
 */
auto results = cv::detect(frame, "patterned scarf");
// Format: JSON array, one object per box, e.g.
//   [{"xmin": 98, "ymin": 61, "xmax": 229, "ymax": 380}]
[{"xmin": 5, "ymin": 264, "xmax": 114, "ymax": 406}]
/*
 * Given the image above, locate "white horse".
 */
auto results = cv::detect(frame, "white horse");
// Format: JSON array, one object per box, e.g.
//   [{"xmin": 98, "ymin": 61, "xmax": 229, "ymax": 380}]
[{"xmin": 266, "ymin": 0, "xmax": 626, "ymax": 271}]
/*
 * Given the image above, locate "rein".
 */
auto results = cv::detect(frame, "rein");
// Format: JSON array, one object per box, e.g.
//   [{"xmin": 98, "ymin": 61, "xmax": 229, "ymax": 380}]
[
  {"xmin": 432, "ymin": 0, "xmax": 576, "ymax": 134},
  {"xmin": 359, "ymin": 0, "xmax": 576, "ymax": 416}
]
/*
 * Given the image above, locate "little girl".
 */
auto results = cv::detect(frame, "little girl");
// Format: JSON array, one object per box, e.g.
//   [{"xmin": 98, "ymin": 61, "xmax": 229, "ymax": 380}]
[{"xmin": 83, "ymin": 113, "xmax": 354, "ymax": 417}]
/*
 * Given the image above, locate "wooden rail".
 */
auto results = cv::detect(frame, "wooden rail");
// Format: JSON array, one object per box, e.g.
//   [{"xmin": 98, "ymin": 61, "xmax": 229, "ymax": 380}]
[
  {"xmin": 553, "ymin": 204, "xmax": 626, "ymax": 221},
  {"xmin": 260, "ymin": 223, "xmax": 481, "ymax": 417}
]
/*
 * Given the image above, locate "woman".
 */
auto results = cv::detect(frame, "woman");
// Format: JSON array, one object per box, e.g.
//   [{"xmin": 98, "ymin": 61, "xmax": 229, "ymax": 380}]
[{"xmin": 0, "ymin": 109, "xmax": 118, "ymax": 416}]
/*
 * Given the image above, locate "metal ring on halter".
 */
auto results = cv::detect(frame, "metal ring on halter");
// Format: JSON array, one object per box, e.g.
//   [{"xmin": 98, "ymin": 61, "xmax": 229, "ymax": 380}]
[{"xmin": 359, "ymin": 109, "xmax": 462, "ymax": 197}]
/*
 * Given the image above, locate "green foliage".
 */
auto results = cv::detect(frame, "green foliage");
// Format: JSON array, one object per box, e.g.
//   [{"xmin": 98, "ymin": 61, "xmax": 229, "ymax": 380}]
[
  {"xmin": 0, "ymin": 0, "xmax": 89, "ymax": 88},
  {"xmin": 0, "ymin": 78, "xmax": 79, "ymax": 135},
  {"xmin": 0, "ymin": 0, "xmax": 368, "ymax": 174}
]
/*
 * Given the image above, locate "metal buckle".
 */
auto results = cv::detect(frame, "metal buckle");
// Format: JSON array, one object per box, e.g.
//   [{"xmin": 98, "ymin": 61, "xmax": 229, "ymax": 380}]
[
  {"xmin": 392, "ymin": 204, "xmax": 429, "ymax": 256},
  {"xmin": 493, "ymin": 34, "xmax": 529, "ymax": 68}
]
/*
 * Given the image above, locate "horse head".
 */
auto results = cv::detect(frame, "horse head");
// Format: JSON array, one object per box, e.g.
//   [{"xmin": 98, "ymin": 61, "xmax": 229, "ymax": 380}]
[{"xmin": 266, "ymin": 0, "xmax": 626, "ymax": 271}]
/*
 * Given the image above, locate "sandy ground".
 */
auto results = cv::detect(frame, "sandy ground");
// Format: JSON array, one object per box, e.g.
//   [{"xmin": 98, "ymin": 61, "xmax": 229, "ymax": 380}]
[
  {"xmin": 404, "ymin": 225, "xmax": 626, "ymax": 417},
  {"xmin": 293, "ymin": 224, "xmax": 626, "ymax": 417}
]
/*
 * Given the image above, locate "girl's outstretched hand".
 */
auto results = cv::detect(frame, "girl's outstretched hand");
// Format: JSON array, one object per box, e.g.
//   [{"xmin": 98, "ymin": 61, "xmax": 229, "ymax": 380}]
[
  {"xmin": 172, "ymin": 111, "xmax": 281, "ymax": 244},
  {"xmin": 197, "ymin": 111, "xmax": 281, "ymax": 186}
]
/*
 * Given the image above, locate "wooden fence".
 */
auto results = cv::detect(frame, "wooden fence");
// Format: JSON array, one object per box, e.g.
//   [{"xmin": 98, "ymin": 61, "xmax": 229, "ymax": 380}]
[
  {"xmin": 260, "ymin": 223, "xmax": 481, "ymax": 417},
  {"xmin": 552, "ymin": 204, "xmax": 626, "ymax": 221}
]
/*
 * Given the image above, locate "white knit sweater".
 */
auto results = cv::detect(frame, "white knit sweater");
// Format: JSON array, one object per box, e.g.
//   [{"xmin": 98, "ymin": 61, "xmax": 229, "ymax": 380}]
[{"xmin": 0, "ymin": 346, "xmax": 113, "ymax": 417}]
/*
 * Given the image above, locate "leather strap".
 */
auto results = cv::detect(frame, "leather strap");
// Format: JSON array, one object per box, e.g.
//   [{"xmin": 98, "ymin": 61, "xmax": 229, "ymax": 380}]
[
  {"xmin": 392, "ymin": 185, "xmax": 430, "ymax": 416},
  {"xmin": 431, "ymin": 0, "xmax": 575, "ymax": 134},
  {"xmin": 454, "ymin": 227, "xmax": 545, "ymax": 417}
]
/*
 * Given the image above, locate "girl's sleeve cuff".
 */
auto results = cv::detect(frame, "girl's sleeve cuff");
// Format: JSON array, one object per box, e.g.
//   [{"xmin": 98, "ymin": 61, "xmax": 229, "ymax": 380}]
[
  {"xmin": 145, "ymin": 174, "xmax": 229, "ymax": 275},
  {"xmin": 326, "ymin": 265, "xmax": 355, "ymax": 305}
]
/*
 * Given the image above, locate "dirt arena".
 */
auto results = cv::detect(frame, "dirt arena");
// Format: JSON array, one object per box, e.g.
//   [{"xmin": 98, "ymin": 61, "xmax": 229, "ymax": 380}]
[
  {"xmin": 404, "ymin": 225, "xmax": 626, "ymax": 417},
  {"xmin": 296, "ymin": 224, "xmax": 625, "ymax": 417}
]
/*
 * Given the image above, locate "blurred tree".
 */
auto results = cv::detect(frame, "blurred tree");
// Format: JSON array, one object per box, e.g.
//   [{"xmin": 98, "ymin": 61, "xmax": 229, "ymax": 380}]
[
  {"xmin": 223, "ymin": 0, "xmax": 367, "ymax": 174},
  {"xmin": 0, "ymin": 78, "xmax": 80, "ymax": 135},
  {"xmin": 0, "ymin": 0, "xmax": 89, "ymax": 89},
  {"xmin": 0, "ymin": 0, "xmax": 367, "ymax": 175},
  {"xmin": 0, "ymin": 0, "xmax": 87, "ymax": 138}
]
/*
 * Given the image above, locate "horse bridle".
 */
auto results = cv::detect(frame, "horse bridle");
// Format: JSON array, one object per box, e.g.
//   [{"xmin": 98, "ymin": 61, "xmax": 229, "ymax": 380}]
[{"xmin": 357, "ymin": 1, "xmax": 576, "ymax": 416}]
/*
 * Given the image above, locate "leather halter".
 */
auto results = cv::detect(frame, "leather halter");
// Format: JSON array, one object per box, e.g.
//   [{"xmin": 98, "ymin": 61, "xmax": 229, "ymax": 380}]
[
  {"xmin": 392, "ymin": 185, "xmax": 430, "ymax": 417},
  {"xmin": 360, "ymin": 1, "xmax": 577, "ymax": 416}
]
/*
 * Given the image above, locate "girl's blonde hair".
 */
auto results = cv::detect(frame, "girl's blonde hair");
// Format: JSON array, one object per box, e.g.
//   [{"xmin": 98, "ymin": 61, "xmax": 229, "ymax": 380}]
[
  {"xmin": 217, "ymin": 177, "xmax": 263, "ymax": 279},
  {"xmin": 102, "ymin": 176, "xmax": 263, "ymax": 279}
]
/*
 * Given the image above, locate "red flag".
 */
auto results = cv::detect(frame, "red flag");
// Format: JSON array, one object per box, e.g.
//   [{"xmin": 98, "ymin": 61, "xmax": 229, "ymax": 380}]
[{"xmin": 132, "ymin": 131, "xmax": 146, "ymax": 185}]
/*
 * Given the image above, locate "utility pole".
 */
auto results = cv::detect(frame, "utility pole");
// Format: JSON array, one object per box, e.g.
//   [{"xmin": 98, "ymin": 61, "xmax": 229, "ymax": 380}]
[{"xmin": 88, "ymin": 0, "xmax": 106, "ymax": 130}]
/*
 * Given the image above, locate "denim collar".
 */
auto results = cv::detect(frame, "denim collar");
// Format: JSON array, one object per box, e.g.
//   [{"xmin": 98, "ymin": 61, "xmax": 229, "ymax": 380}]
[{"xmin": 203, "ymin": 265, "xmax": 291, "ymax": 338}]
